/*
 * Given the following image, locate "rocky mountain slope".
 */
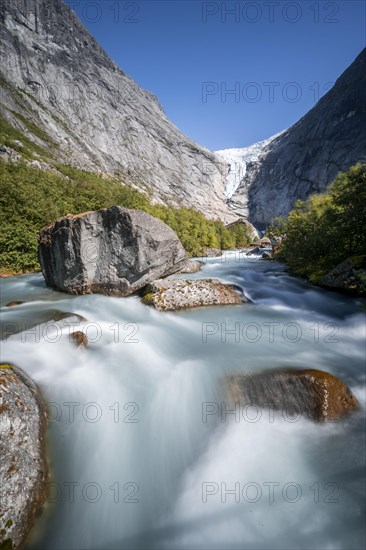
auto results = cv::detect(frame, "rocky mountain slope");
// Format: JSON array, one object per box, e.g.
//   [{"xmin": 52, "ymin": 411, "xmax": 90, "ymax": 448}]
[
  {"xmin": 0, "ymin": 0, "xmax": 235, "ymax": 222},
  {"xmin": 226, "ymin": 48, "xmax": 366, "ymax": 228}
]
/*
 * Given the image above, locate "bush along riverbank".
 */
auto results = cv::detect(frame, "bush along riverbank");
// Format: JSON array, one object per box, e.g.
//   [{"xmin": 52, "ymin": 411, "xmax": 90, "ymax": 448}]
[
  {"xmin": 267, "ymin": 163, "xmax": 366, "ymax": 296},
  {"xmin": 0, "ymin": 160, "xmax": 251, "ymax": 274}
]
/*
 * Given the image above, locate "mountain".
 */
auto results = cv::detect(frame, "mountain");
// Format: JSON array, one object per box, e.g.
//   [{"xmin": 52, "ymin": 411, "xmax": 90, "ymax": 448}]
[
  {"xmin": 224, "ymin": 48, "xmax": 366, "ymax": 229},
  {"xmin": 0, "ymin": 0, "xmax": 235, "ymax": 222}
]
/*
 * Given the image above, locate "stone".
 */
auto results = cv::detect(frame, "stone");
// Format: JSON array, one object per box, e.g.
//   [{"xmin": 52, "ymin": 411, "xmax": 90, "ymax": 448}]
[
  {"xmin": 38, "ymin": 206, "xmax": 188, "ymax": 296},
  {"xmin": 70, "ymin": 331, "xmax": 88, "ymax": 348},
  {"xmin": 228, "ymin": 368, "xmax": 359, "ymax": 422},
  {"xmin": 258, "ymin": 237, "xmax": 271, "ymax": 248},
  {"xmin": 202, "ymin": 248, "xmax": 223, "ymax": 258},
  {"xmin": 320, "ymin": 256, "xmax": 366, "ymax": 296},
  {"xmin": 142, "ymin": 278, "xmax": 248, "ymax": 311},
  {"xmin": 0, "ymin": 364, "xmax": 47, "ymax": 549},
  {"xmin": 224, "ymin": 218, "xmax": 259, "ymax": 241},
  {"xmin": 5, "ymin": 301, "xmax": 25, "ymax": 307},
  {"xmin": 261, "ymin": 251, "xmax": 272, "ymax": 259},
  {"xmin": 179, "ymin": 260, "xmax": 204, "ymax": 274}
]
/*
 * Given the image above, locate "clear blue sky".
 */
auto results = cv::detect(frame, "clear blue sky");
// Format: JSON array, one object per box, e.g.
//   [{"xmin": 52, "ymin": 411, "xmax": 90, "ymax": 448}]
[{"xmin": 65, "ymin": 0, "xmax": 365, "ymax": 150}]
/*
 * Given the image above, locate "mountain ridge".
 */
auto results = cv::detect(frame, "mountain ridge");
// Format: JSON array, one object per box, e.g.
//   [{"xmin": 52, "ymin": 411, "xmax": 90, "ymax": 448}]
[
  {"xmin": 0, "ymin": 0, "xmax": 235, "ymax": 222},
  {"xmin": 227, "ymin": 48, "xmax": 366, "ymax": 228}
]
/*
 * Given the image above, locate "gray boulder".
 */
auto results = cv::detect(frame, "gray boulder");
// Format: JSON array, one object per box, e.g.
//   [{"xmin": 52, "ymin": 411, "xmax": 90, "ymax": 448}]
[
  {"xmin": 179, "ymin": 260, "xmax": 204, "ymax": 274},
  {"xmin": 0, "ymin": 364, "xmax": 48, "ymax": 549},
  {"xmin": 320, "ymin": 256, "xmax": 366, "ymax": 296},
  {"xmin": 38, "ymin": 206, "xmax": 188, "ymax": 296}
]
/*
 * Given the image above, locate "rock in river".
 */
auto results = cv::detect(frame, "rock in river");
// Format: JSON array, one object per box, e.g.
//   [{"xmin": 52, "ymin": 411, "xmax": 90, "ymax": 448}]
[
  {"xmin": 38, "ymin": 206, "xmax": 188, "ymax": 296},
  {"xmin": 70, "ymin": 331, "xmax": 88, "ymax": 348},
  {"xmin": 320, "ymin": 255, "xmax": 366, "ymax": 296},
  {"xmin": 179, "ymin": 260, "xmax": 204, "ymax": 274},
  {"xmin": 142, "ymin": 278, "xmax": 248, "ymax": 311},
  {"xmin": 0, "ymin": 364, "xmax": 47, "ymax": 550},
  {"xmin": 228, "ymin": 368, "xmax": 359, "ymax": 422}
]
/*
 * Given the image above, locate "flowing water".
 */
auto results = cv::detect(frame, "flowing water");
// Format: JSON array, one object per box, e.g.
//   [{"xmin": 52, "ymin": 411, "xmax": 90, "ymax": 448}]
[{"xmin": 1, "ymin": 252, "xmax": 365, "ymax": 550}]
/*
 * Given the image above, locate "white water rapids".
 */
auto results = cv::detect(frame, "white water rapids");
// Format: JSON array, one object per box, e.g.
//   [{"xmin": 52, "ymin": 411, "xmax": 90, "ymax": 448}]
[{"xmin": 1, "ymin": 252, "xmax": 365, "ymax": 549}]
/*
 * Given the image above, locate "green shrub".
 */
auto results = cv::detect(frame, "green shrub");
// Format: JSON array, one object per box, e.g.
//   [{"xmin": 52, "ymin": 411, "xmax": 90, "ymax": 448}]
[
  {"xmin": 267, "ymin": 163, "xmax": 366, "ymax": 281},
  {"xmin": 0, "ymin": 161, "xmax": 246, "ymax": 273}
]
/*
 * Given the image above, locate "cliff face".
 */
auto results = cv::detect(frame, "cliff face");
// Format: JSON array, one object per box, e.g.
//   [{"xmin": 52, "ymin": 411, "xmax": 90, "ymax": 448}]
[
  {"xmin": 0, "ymin": 0, "xmax": 234, "ymax": 222},
  {"xmin": 229, "ymin": 49, "xmax": 366, "ymax": 228}
]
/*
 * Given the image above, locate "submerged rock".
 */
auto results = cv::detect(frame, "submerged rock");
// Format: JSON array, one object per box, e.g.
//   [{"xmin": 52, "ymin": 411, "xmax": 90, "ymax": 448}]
[
  {"xmin": 320, "ymin": 255, "xmax": 366, "ymax": 296},
  {"xmin": 0, "ymin": 364, "xmax": 47, "ymax": 549},
  {"xmin": 2, "ymin": 311, "xmax": 86, "ymax": 340},
  {"xmin": 228, "ymin": 368, "xmax": 359, "ymax": 422},
  {"xmin": 142, "ymin": 278, "xmax": 248, "ymax": 311},
  {"xmin": 38, "ymin": 206, "xmax": 188, "ymax": 296},
  {"xmin": 5, "ymin": 301, "xmax": 25, "ymax": 308},
  {"xmin": 70, "ymin": 331, "xmax": 88, "ymax": 348}
]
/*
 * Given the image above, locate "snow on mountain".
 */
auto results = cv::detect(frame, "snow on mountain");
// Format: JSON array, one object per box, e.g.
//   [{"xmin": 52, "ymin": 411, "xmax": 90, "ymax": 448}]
[{"xmin": 215, "ymin": 131, "xmax": 286, "ymax": 199}]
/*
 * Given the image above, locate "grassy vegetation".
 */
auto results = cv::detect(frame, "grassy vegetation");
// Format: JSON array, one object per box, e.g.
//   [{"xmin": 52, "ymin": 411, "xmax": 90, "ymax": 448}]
[
  {"xmin": 267, "ymin": 163, "xmax": 366, "ymax": 285},
  {"xmin": 10, "ymin": 110, "xmax": 58, "ymax": 149},
  {"xmin": 0, "ymin": 115, "xmax": 53, "ymax": 162},
  {"xmin": 0, "ymin": 161, "xmax": 250, "ymax": 273}
]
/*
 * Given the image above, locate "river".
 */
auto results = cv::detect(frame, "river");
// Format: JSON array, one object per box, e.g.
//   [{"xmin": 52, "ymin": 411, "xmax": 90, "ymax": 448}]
[{"xmin": 1, "ymin": 252, "xmax": 365, "ymax": 549}]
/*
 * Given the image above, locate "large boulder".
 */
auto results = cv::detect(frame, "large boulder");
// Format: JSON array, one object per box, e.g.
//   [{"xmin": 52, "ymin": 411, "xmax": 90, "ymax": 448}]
[
  {"xmin": 142, "ymin": 278, "xmax": 248, "ymax": 311},
  {"xmin": 0, "ymin": 364, "xmax": 48, "ymax": 549},
  {"xmin": 38, "ymin": 206, "xmax": 188, "ymax": 296},
  {"xmin": 228, "ymin": 368, "xmax": 359, "ymax": 422},
  {"xmin": 224, "ymin": 218, "xmax": 259, "ymax": 241},
  {"xmin": 320, "ymin": 255, "xmax": 366, "ymax": 296}
]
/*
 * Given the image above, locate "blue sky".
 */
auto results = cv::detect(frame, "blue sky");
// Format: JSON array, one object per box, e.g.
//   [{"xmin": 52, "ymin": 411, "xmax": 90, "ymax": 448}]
[{"xmin": 65, "ymin": 0, "xmax": 365, "ymax": 150}]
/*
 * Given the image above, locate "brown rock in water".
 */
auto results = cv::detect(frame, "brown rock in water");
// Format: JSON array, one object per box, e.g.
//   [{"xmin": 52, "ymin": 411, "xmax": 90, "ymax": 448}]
[
  {"xmin": 5, "ymin": 301, "xmax": 25, "ymax": 307},
  {"xmin": 228, "ymin": 368, "xmax": 359, "ymax": 422},
  {"xmin": 38, "ymin": 206, "xmax": 188, "ymax": 296},
  {"xmin": 70, "ymin": 331, "xmax": 88, "ymax": 348},
  {"xmin": 143, "ymin": 278, "xmax": 248, "ymax": 311},
  {"xmin": 0, "ymin": 364, "xmax": 48, "ymax": 549}
]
